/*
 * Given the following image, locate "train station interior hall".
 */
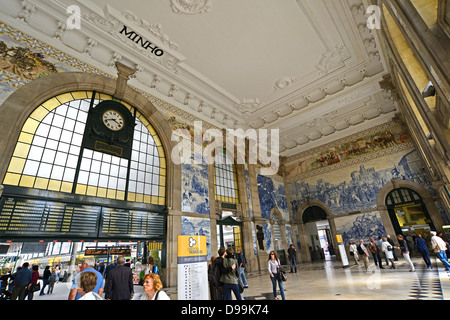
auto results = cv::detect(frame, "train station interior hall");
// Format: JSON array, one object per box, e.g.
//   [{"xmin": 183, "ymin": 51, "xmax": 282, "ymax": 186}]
[{"xmin": 0, "ymin": 0, "xmax": 449, "ymax": 301}]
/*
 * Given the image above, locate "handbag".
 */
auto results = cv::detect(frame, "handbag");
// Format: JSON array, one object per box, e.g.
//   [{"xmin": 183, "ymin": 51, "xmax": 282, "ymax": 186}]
[
  {"xmin": 31, "ymin": 282, "xmax": 41, "ymax": 292},
  {"xmin": 235, "ymin": 267, "xmax": 244, "ymax": 293},
  {"xmin": 278, "ymin": 267, "xmax": 287, "ymax": 282},
  {"xmin": 238, "ymin": 279, "xmax": 244, "ymax": 293}
]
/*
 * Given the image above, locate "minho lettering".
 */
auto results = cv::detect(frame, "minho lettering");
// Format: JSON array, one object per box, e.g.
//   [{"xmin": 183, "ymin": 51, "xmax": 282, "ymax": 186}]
[{"xmin": 120, "ymin": 25, "xmax": 164, "ymax": 57}]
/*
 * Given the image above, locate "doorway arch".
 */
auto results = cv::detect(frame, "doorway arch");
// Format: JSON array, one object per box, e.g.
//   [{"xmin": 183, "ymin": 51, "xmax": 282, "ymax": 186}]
[
  {"xmin": 377, "ymin": 179, "xmax": 445, "ymax": 246},
  {"xmin": 296, "ymin": 200, "xmax": 337, "ymax": 262}
]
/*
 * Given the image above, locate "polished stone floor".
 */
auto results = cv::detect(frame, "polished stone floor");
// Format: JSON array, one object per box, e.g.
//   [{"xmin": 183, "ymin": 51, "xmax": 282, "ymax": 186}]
[
  {"xmin": 28, "ymin": 255, "xmax": 450, "ymax": 301},
  {"xmin": 237, "ymin": 256, "xmax": 450, "ymax": 300}
]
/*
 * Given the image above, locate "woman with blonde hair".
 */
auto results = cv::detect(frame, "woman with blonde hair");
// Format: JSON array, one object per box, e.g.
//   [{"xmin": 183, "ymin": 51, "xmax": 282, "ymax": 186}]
[{"xmin": 138, "ymin": 273, "xmax": 170, "ymax": 300}]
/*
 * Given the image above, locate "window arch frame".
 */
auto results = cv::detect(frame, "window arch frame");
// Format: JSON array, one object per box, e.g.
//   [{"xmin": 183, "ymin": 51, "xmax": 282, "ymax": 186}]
[{"xmin": 2, "ymin": 90, "xmax": 167, "ymax": 206}]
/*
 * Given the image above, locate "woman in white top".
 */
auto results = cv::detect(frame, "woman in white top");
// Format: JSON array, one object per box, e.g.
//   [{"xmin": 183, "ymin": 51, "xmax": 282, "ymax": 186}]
[
  {"xmin": 381, "ymin": 237, "xmax": 396, "ymax": 269},
  {"xmin": 267, "ymin": 251, "xmax": 285, "ymax": 300},
  {"xmin": 138, "ymin": 273, "xmax": 170, "ymax": 300}
]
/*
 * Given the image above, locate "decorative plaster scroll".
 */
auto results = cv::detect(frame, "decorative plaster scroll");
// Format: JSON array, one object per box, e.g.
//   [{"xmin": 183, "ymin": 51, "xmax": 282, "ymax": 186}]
[
  {"xmin": 316, "ymin": 44, "xmax": 350, "ymax": 75},
  {"xmin": 170, "ymin": 0, "xmax": 212, "ymax": 15},
  {"xmin": 234, "ymin": 98, "xmax": 262, "ymax": 115},
  {"xmin": 274, "ymin": 76, "xmax": 299, "ymax": 91},
  {"xmin": 121, "ymin": 11, "xmax": 180, "ymax": 51}
]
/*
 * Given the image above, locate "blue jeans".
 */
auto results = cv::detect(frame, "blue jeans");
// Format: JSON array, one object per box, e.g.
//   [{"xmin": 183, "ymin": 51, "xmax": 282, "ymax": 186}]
[
  {"xmin": 270, "ymin": 274, "xmax": 285, "ymax": 300},
  {"xmin": 238, "ymin": 267, "xmax": 248, "ymax": 286},
  {"xmin": 436, "ymin": 250, "xmax": 450, "ymax": 270},
  {"xmin": 223, "ymin": 283, "xmax": 242, "ymax": 300},
  {"xmin": 419, "ymin": 251, "xmax": 432, "ymax": 268},
  {"xmin": 372, "ymin": 252, "xmax": 384, "ymax": 267},
  {"xmin": 290, "ymin": 256, "xmax": 297, "ymax": 272}
]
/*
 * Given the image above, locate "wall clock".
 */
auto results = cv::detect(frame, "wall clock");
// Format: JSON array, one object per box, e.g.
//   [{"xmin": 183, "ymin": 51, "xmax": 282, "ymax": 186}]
[{"xmin": 102, "ymin": 109, "xmax": 125, "ymax": 131}]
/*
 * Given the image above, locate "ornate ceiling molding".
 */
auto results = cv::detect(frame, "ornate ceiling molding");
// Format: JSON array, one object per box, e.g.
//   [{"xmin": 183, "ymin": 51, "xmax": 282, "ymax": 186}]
[{"xmin": 170, "ymin": 0, "xmax": 212, "ymax": 15}]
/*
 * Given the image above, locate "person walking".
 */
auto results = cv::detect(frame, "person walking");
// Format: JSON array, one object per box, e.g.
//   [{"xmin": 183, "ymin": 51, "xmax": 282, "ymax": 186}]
[
  {"xmin": 381, "ymin": 237, "xmax": 396, "ymax": 269},
  {"xmin": 357, "ymin": 239, "xmax": 370, "ymax": 271},
  {"xmin": 395, "ymin": 234, "xmax": 415, "ymax": 272},
  {"xmin": 27, "ymin": 265, "xmax": 39, "ymax": 300},
  {"xmin": 144, "ymin": 256, "xmax": 159, "ymax": 275},
  {"xmin": 47, "ymin": 268, "xmax": 56, "ymax": 294},
  {"xmin": 11, "ymin": 263, "xmax": 31, "ymax": 300},
  {"xmin": 288, "ymin": 244, "xmax": 298, "ymax": 273},
  {"xmin": 39, "ymin": 265, "xmax": 51, "ymax": 296},
  {"xmin": 268, "ymin": 251, "xmax": 285, "ymax": 300},
  {"xmin": 209, "ymin": 248, "xmax": 229, "ymax": 300},
  {"xmin": 369, "ymin": 237, "xmax": 385, "ymax": 269},
  {"xmin": 69, "ymin": 256, "xmax": 104, "ymax": 300},
  {"xmin": 431, "ymin": 231, "xmax": 450, "ymax": 271},
  {"xmin": 236, "ymin": 248, "xmax": 248, "ymax": 288},
  {"xmin": 105, "ymin": 255, "xmax": 134, "ymax": 300},
  {"xmin": 387, "ymin": 235, "xmax": 398, "ymax": 261},
  {"xmin": 415, "ymin": 234, "xmax": 432, "ymax": 269},
  {"xmin": 349, "ymin": 242, "xmax": 360, "ymax": 265},
  {"xmin": 220, "ymin": 247, "xmax": 242, "ymax": 300}
]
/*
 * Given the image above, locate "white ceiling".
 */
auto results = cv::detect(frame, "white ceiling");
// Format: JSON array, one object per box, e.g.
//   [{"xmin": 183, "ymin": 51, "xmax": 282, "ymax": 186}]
[{"xmin": 0, "ymin": 0, "xmax": 397, "ymax": 158}]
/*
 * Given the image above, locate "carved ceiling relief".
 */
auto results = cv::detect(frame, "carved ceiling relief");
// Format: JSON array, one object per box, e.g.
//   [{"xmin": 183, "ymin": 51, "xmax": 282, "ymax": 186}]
[
  {"xmin": 1, "ymin": 0, "xmax": 391, "ymax": 158},
  {"xmin": 170, "ymin": 0, "xmax": 212, "ymax": 15}
]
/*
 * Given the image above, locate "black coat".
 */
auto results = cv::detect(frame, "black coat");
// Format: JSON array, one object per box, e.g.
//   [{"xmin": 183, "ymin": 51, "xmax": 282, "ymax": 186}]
[{"xmin": 105, "ymin": 265, "xmax": 134, "ymax": 300}]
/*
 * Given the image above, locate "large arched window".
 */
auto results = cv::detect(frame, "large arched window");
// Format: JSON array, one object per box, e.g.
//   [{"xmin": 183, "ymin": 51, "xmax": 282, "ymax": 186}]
[
  {"xmin": 3, "ymin": 91, "xmax": 166, "ymax": 206},
  {"xmin": 214, "ymin": 151, "xmax": 239, "ymax": 205}
]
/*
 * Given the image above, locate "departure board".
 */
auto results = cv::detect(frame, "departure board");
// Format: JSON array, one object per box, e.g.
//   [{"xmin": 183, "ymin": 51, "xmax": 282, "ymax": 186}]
[
  {"xmin": 0, "ymin": 197, "xmax": 101, "ymax": 238},
  {"xmin": 0, "ymin": 196, "xmax": 165, "ymax": 241},
  {"xmin": 99, "ymin": 207, "xmax": 164, "ymax": 239}
]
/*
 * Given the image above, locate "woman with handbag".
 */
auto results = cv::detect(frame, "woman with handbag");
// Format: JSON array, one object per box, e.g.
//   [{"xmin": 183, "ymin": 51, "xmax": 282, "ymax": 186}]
[
  {"xmin": 27, "ymin": 265, "xmax": 40, "ymax": 300},
  {"xmin": 268, "ymin": 251, "xmax": 286, "ymax": 300}
]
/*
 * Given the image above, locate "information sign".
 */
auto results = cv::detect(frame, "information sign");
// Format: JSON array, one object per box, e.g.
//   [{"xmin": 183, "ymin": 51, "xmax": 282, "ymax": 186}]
[
  {"xmin": 336, "ymin": 234, "xmax": 349, "ymax": 268},
  {"xmin": 177, "ymin": 235, "xmax": 208, "ymax": 300}
]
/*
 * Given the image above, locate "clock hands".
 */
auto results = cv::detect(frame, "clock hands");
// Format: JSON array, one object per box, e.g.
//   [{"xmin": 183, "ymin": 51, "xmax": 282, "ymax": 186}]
[{"xmin": 104, "ymin": 118, "xmax": 122, "ymax": 125}]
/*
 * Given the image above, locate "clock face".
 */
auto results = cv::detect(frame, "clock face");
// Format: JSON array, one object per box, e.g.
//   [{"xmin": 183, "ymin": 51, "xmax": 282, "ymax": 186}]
[{"xmin": 102, "ymin": 110, "xmax": 125, "ymax": 131}]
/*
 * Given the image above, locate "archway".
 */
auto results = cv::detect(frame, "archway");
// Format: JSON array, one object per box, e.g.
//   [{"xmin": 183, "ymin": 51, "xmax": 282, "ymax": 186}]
[
  {"xmin": 386, "ymin": 187, "xmax": 435, "ymax": 252},
  {"xmin": 377, "ymin": 179, "xmax": 446, "ymax": 243},
  {"xmin": 302, "ymin": 206, "xmax": 335, "ymax": 261}
]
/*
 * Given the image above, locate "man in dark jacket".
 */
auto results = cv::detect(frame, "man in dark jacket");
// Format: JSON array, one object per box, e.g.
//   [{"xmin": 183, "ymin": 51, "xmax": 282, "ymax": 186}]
[
  {"xmin": 11, "ymin": 263, "xmax": 32, "ymax": 300},
  {"xmin": 105, "ymin": 256, "xmax": 134, "ymax": 300}
]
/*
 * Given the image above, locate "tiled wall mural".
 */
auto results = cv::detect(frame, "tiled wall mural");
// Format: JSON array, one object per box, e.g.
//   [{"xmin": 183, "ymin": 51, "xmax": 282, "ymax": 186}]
[
  {"xmin": 181, "ymin": 161, "xmax": 210, "ymax": 214},
  {"xmin": 287, "ymin": 148, "xmax": 434, "ymax": 217},
  {"xmin": 257, "ymin": 174, "xmax": 289, "ymax": 221},
  {"xmin": 285, "ymin": 120, "xmax": 413, "ymax": 182},
  {"xmin": 181, "ymin": 216, "xmax": 212, "ymax": 260},
  {"xmin": 334, "ymin": 211, "xmax": 387, "ymax": 244},
  {"xmin": 257, "ymin": 174, "xmax": 289, "ymax": 253}
]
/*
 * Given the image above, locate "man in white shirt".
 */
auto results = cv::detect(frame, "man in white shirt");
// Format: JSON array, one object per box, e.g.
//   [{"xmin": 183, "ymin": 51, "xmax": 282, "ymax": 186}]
[{"xmin": 431, "ymin": 231, "xmax": 450, "ymax": 271}]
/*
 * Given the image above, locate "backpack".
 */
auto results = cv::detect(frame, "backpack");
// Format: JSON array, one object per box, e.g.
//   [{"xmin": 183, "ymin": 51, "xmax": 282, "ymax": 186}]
[{"xmin": 208, "ymin": 259, "xmax": 222, "ymax": 287}]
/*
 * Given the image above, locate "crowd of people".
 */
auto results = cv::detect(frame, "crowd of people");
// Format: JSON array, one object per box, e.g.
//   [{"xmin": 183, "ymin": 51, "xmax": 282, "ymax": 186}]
[
  {"xmin": 1, "ymin": 255, "xmax": 169, "ymax": 300},
  {"xmin": 207, "ymin": 246, "xmax": 289, "ymax": 301},
  {"xmin": 2, "ymin": 232, "xmax": 449, "ymax": 301},
  {"xmin": 348, "ymin": 232, "xmax": 450, "ymax": 272}
]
